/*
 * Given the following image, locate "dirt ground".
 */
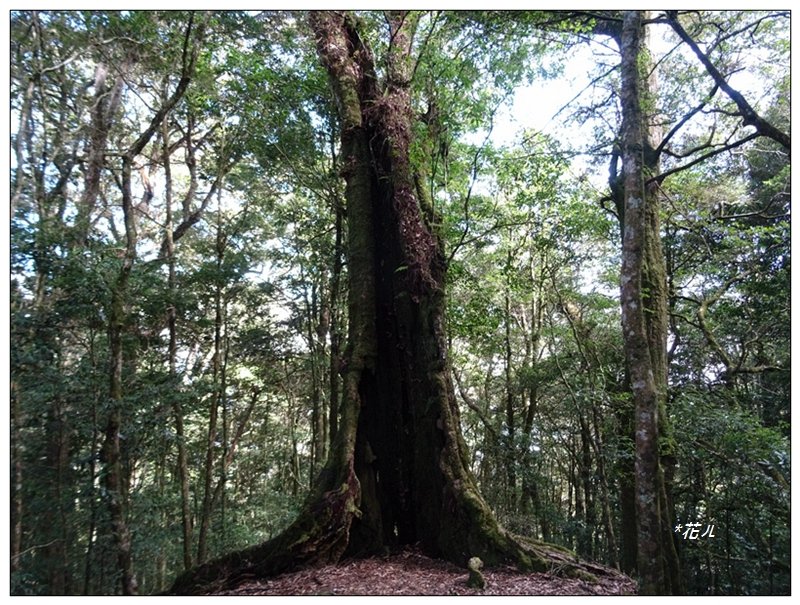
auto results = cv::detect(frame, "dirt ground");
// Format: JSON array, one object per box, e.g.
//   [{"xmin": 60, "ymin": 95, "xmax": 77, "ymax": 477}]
[{"xmin": 213, "ymin": 546, "xmax": 637, "ymax": 596}]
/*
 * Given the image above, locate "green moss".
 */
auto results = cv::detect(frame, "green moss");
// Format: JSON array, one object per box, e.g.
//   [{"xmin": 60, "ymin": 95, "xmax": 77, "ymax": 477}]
[
  {"xmin": 467, "ymin": 557, "xmax": 486, "ymax": 589},
  {"xmin": 562, "ymin": 567, "xmax": 599, "ymax": 583}
]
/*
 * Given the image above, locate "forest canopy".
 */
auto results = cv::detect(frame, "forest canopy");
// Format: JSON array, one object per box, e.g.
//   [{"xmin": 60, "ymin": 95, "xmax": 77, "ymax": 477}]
[{"xmin": 8, "ymin": 9, "xmax": 790, "ymax": 596}]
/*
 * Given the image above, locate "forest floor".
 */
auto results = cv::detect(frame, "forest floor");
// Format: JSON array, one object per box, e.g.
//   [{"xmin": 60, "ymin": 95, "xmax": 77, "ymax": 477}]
[{"xmin": 212, "ymin": 546, "xmax": 638, "ymax": 596}]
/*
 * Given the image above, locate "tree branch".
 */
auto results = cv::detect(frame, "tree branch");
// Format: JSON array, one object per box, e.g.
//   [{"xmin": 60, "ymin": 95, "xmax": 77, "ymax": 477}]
[
  {"xmin": 650, "ymin": 132, "xmax": 760, "ymax": 185},
  {"xmin": 656, "ymin": 84, "xmax": 719, "ymax": 156},
  {"xmin": 666, "ymin": 11, "xmax": 790, "ymax": 152},
  {"xmin": 453, "ymin": 369, "xmax": 497, "ymax": 441}
]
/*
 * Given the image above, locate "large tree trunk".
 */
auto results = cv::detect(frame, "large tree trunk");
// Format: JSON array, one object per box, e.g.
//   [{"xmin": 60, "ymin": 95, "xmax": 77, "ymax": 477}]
[
  {"xmin": 168, "ymin": 11, "xmax": 617, "ymax": 594},
  {"xmin": 637, "ymin": 11, "xmax": 682, "ymax": 594}
]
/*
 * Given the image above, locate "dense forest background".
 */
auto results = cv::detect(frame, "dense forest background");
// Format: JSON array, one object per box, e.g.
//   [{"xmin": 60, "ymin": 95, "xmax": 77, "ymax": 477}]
[{"xmin": 8, "ymin": 10, "xmax": 790, "ymax": 595}]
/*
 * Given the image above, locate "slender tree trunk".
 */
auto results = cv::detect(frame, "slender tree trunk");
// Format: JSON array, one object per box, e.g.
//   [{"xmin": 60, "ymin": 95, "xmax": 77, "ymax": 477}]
[
  {"xmin": 102, "ymin": 153, "xmax": 139, "ymax": 596},
  {"xmin": 306, "ymin": 282, "xmax": 326, "ymax": 484},
  {"xmin": 220, "ymin": 325, "xmax": 229, "ymax": 549},
  {"xmin": 100, "ymin": 18, "xmax": 197, "ymax": 590},
  {"xmin": 578, "ymin": 413, "xmax": 594, "ymax": 559},
  {"xmin": 162, "ymin": 118, "xmax": 194, "ymax": 572},
  {"xmin": 197, "ymin": 203, "xmax": 226, "ymax": 565},
  {"xmin": 503, "ymin": 285, "xmax": 517, "ymax": 513},
  {"xmin": 10, "ymin": 381, "xmax": 24, "ymax": 576},
  {"xmin": 328, "ymin": 194, "xmax": 344, "ymax": 447},
  {"xmin": 11, "ymin": 76, "xmax": 34, "ymax": 219},
  {"xmin": 45, "ymin": 396, "xmax": 74, "ymax": 594},
  {"xmin": 83, "ymin": 374, "xmax": 101, "ymax": 595},
  {"xmin": 154, "ymin": 447, "xmax": 169, "ymax": 591},
  {"xmin": 210, "ymin": 387, "xmax": 259, "ymax": 510},
  {"xmin": 73, "ymin": 61, "xmax": 125, "ymax": 247},
  {"xmin": 619, "ymin": 11, "xmax": 681, "ymax": 594},
  {"xmin": 591, "ymin": 401, "xmax": 619, "ymax": 568}
]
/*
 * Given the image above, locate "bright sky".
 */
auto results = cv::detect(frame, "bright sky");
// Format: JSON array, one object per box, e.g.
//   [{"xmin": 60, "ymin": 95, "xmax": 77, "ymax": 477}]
[{"xmin": 493, "ymin": 42, "xmax": 601, "ymax": 149}]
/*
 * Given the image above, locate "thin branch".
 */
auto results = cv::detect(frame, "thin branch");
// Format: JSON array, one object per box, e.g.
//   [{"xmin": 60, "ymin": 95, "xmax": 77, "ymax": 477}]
[
  {"xmin": 650, "ymin": 132, "xmax": 760, "ymax": 185},
  {"xmin": 666, "ymin": 11, "xmax": 790, "ymax": 151},
  {"xmin": 704, "ymin": 11, "xmax": 790, "ymax": 56},
  {"xmin": 656, "ymin": 83, "xmax": 719, "ymax": 156},
  {"xmin": 410, "ymin": 10, "xmax": 443, "ymax": 83},
  {"xmin": 547, "ymin": 64, "xmax": 619, "ymax": 128},
  {"xmin": 445, "ymin": 92, "xmax": 512, "ymax": 265},
  {"xmin": 678, "ymin": 270, "xmax": 786, "ymax": 377},
  {"xmin": 11, "ymin": 539, "xmax": 63, "ymax": 562},
  {"xmin": 125, "ymin": 13, "xmax": 198, "ymax": 161},
  {"xmin": 453, "ymin": 370, "xmax": 497, "ymax": 441}
]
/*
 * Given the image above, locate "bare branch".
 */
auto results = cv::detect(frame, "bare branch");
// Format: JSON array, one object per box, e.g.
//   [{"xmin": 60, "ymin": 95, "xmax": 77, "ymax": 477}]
[
  {"xmin": 656, "ymin": 84, "xmax": 719, "ymax": 156},
  {"xmin": 650, "ymin": 132, "xmax": 760, "ymax": 185}
]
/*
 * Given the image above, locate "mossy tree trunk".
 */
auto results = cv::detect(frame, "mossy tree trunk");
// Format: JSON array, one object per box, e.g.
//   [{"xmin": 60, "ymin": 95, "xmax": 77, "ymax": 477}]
[
  {"xmin": 618, "ymin": 11, "xmax": 682, "ymax": 595},
  {"xmin": 168, "ymin": 11, "xmax": 622, "ymax": 595}
]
